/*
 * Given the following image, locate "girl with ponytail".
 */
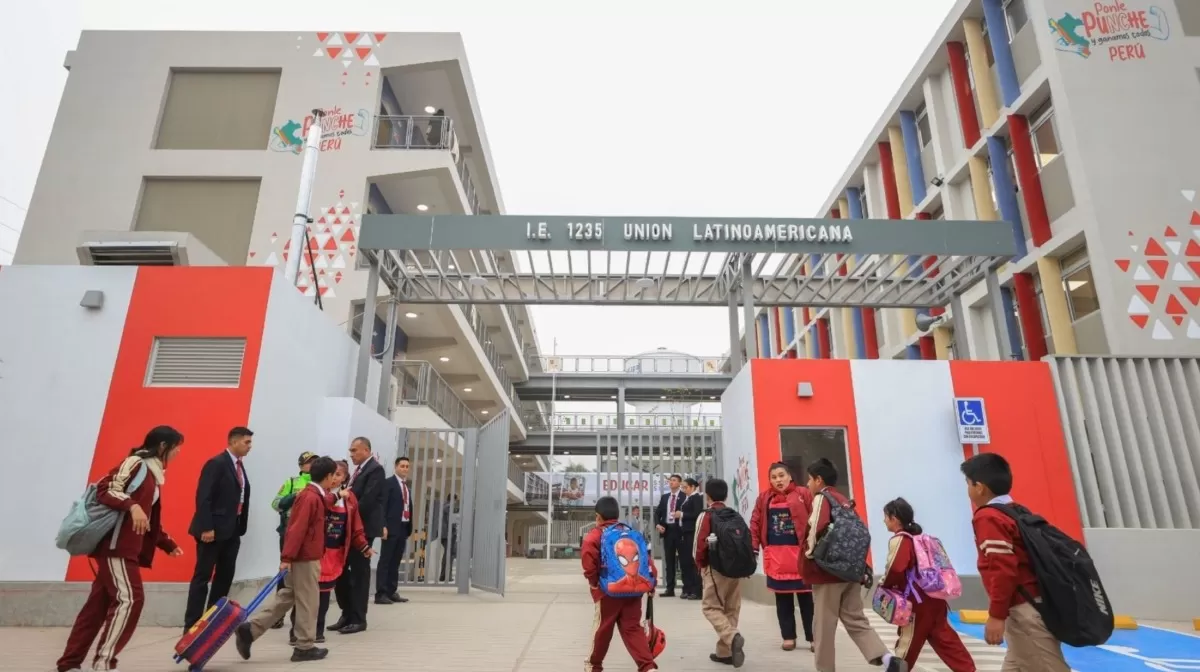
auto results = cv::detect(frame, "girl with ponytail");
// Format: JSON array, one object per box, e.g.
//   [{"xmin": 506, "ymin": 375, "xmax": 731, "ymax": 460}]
[{"xmin": 880, "ymin": 498, "xmax": 976, "ymax": 671}]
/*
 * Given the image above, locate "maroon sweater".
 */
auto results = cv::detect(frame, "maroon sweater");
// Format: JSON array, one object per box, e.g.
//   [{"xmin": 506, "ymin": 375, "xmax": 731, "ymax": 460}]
[
  {"xmin": 282, "ymin": 485, "xmax": 329, "ymax": 563},
  {"xmin": 92, "ymin": 456, "xmax": 178, "ymax": 567}
]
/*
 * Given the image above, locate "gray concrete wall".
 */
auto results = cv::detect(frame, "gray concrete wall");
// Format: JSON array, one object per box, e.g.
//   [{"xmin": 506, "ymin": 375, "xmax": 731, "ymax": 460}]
[
  {"xmin": 1085, "ymin": 527, "xmax": 1200, "ymax": 621},
  {"xmin": 1032, "ymin": 0, "xmax": 1200, "ymax": 354}
]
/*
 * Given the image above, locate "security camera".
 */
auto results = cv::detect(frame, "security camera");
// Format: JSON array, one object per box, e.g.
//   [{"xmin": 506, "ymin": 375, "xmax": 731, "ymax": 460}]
[{"xmin": 915, "ymin": 313, "xmax": 948, "ymax": 333}]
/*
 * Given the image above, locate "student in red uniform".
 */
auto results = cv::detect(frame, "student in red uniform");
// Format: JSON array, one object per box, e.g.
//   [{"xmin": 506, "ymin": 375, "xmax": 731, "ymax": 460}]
[
  {"xmin": 749, "ymin": 462, "xmax": 815, "ymax": 652},
  {"xmin": 582, "ymin": 496, "xmax": 658, "ymax": 672},
  {"xmin": 880, "ymin": 498, "xmax": 975, "ymax": 671},
  {"xmin": 801, "ymin": 458, "xmax": 907, "ymax": 672},
  {"xmin": 961, "ymin": 454, "xmax": 1069, "ymax": 671},
  {"xmin": 57, "ymin": 426, "xmax": 186, "ymax": 672},
  {"xmin": 695, "ymin": 478, "xmax": 746, "ymax": 668}
]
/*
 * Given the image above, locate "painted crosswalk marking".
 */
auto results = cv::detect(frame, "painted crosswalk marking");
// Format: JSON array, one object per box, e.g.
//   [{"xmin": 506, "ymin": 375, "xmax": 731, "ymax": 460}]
[{"xmin": 865, "ymin": 611, "xmax": 1005, "ymax": 672}]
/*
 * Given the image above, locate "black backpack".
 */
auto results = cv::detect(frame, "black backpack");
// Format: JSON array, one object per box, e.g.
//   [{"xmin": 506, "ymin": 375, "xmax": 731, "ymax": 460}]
[
  {"xmin": 707, "ymin": 507, "xmax": 756, "ymax": 579},
  {"xmin": 811, "ymin": 489, "xmax": 872, "ymax": 583},
  {"xmin": 989, "ymin": 503, "xmax": 1114, "ymax": 647}
]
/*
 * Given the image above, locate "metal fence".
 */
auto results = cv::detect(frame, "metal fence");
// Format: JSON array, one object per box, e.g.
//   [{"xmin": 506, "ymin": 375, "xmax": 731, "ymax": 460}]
[
  {"xmin": 521, "ymin": 410, "xmax": 722, "ymax": 432},
  {"xmin": 372, "ymin": 114, "xmax": 479, "ymax": 214},
  {"xmin": 507, "ymin": 456, "xmax": 527, "ymax": 493},
  {"xmin": 391, "ymin": 428, "xmax": 470, "ymax": 589},
  {"xmin": 1048, "ymin": 356, "xmax": 1200, "ymax": 529},
  {"xmin": 460, "ymin": 303, "xmax": 520, "ymax": 404},
  {"xmin": 468, "ymin": 411, "xmax": 511, "ymax": 594},
  {"xmin": 528, "ymin": 354, "xmax": 730, "ymax": 374},
  {"xmin": 393, "ymin": 360, "xmax": 480, "ymax": 428}
]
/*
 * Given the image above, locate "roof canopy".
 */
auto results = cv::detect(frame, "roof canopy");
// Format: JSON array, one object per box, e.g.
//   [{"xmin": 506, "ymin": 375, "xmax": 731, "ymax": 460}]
[{"xmin": 357, "ymin": 215, "xmax": 1015, "ymax": 307}]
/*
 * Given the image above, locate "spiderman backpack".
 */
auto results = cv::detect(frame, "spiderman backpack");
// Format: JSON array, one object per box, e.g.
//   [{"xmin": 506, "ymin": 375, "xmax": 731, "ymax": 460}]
[{"xmin": 598, "ymin": 523, "xmax": 656, "ymax": 598}]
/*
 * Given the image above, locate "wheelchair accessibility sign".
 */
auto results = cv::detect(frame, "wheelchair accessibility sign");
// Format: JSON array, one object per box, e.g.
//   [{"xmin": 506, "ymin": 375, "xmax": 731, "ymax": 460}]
[{"xmin": 954, "ymin": 397, "xmax": 990, "ymax": 444}]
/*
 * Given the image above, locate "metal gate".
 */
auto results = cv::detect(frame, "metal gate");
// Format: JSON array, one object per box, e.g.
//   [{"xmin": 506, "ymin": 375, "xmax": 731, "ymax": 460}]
[
  {"xmin": 593, "ymin": 429, "xmax": 722, "ymax": 559},
  {"xmin": 467, "ymin": 410, "xmax": 510, "ymax": 594},
  {"xmin": 392, "ymin": 428, "xmax": 470, "ymax": 591}
]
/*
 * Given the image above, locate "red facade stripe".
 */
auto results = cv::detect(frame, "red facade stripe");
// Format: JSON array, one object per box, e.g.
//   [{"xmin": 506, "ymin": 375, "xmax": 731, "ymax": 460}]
[
  {"xmin": 948, "ymin": 361, "xmax": 1084, "ymax": 542},
  {"xmin": 946, "ymin": 42, "xmax": 981, "ymax": 148},
  {"xmin": 67, "ymin": 267, "xmax": 274, "ymax": 583},
  {"xmin": 877, "ymin": 142, "xmax": 903, "ymax": 219},
  {"xmin": 1011, "ymin": 272, "xmax": 1048, "ymax": 361},
  {"xmin": 1007, "ymin": 114, "xmax": 1053, "ymax": 247}
]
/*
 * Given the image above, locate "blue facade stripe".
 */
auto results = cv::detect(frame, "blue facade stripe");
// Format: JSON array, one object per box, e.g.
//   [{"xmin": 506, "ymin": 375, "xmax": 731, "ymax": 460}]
[
  {"xmin": 899, "ymin": 111, "xmax": 927, "ymax": 205},
  {"xmin": 845, "ymin": 187, "xmax": 868, "ymax": 358},
  {"xmin": 906, "ymin": 344, "xmax": 921, "ymax": 360},
  {"xmin": 981, "ymin": 0, "xmax": 1021, "ymax": 107},
  {"xmin": 783, "ymin": 307, "xmax": 796, "ymax": 349},
  {"xmin": 757, "ymin": 313, "xmax": 771, "ymax": 358},
  {"xmin": 999, "ymin": 287, "xmax": 1024, "ymax": 360},
  {"xmin": 986, "ymin": 136, "xmax": 1028, "ymax": 259}
]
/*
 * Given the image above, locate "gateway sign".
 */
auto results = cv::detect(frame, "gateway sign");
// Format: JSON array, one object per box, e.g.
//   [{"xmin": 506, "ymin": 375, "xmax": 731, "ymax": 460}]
[{"xmin": 528, "ymin": 220, "xmax": 854, "ymax": 244}]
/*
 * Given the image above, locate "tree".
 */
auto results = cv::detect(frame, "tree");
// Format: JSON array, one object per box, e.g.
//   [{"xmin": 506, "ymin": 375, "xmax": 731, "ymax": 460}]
[{"xmin": 561, "ymin": 461, "xmax": 589, "ymax": 473}]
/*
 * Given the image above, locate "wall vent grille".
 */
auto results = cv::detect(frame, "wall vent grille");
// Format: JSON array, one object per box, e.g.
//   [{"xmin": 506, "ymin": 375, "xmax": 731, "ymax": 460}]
[{"xmin": 145, "ymin": 337, "xmax": 247, "ymax": 388}]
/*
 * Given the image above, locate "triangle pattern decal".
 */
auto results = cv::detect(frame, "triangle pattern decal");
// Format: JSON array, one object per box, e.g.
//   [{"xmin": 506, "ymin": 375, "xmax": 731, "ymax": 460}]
[
  {"xmin": 1128, "ymin": 294, "xmax": 1151, "ymax": 314},
  {"xmin": 1152, "ymin": 320, "xmax": 1174, "ymax": 340},
  {"xmin": 1172, "ymin": 262, "xmax": 1193, "ymax": 281},
  {"xmin": 1189, "ymin": 319, "xmax": 1200, "ymax": 339},
  {"xmin": 1133, "ymin": 265, "xmax": 1152, "ymax": 281},
  {"xmin": 1184, "ymin": 189, "xmax": 1196, "ymax": 201},
  {"xmin": 1130, "ymin": 314, "xmax": 1150, "ymax": 329}
]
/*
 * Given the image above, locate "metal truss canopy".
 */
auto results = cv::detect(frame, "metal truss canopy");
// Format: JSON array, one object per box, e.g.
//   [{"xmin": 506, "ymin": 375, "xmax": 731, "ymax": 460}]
[{"xmin": 358, "ymin": 215, "xmax": 1017, "ymax": 308}]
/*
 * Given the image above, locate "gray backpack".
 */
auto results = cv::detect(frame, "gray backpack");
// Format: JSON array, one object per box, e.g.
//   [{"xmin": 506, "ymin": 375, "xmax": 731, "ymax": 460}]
[
  {"xmin": 811, "ymin": 488, "xmax": 872, "ymax": 583},
  {"xmin": 56, "ymin": 459, "xmax": 148, "ymax": 556}
]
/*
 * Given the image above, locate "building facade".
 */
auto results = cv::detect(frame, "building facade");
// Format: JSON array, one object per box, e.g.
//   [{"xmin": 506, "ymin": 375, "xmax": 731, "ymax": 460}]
[
  {"xmin": 15, "ymin": 30, "xmax": 537, "ymax": 435},
  {"xmin": 750, "ymin": 0, "xmax": 1200, "ymax": 361}
]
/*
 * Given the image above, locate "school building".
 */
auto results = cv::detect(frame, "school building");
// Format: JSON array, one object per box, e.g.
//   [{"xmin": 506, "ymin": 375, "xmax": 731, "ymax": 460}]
[{"xmin": 745, "ymin": 0, "xmax": 1200, "ymax": 361}]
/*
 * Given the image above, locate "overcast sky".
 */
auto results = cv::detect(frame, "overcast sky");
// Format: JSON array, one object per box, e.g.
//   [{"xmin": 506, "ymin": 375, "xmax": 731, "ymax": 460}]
[{"xmin": 0, "ymin": 0, "xmax": 956, "ymax": 363}]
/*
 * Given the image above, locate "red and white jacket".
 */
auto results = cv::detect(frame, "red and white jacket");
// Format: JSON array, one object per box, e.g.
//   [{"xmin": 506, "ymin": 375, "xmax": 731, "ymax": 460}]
[
  {"xmin": 92, "ymin": 455, "xmax": 179, "ymax": 567},
  {"xmin": 972, "ymin": 499, "xmax": 1040, "ymax": 620}
]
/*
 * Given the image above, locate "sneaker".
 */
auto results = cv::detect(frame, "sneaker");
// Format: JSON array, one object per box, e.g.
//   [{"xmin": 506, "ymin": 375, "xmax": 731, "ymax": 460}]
[
  {"xmin": 709, "ymin": 652, "xmax": 734, "ymax": 665},
  {"xmin": 291, "ymin": 647, "xmax": 330, "ymax": 662},
  {"xmin": 730, "ymin": 632, "xmax": 745, "ymax": 668},
  {"xmin": 884, "ymin": 657, "xmax": 909, "ymax": 672},
  {"xmin": 234, "ymin": 623, "xmax": 253, "ymax": 660}
]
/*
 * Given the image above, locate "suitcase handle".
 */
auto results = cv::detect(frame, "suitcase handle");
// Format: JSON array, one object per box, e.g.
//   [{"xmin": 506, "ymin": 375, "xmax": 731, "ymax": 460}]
[{"xmin": 244, "ymin": 570, "xmax": 288, "ymax": 615}]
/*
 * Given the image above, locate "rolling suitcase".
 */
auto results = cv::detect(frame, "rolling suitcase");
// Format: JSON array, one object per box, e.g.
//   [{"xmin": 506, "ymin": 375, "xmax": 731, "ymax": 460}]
[{"xmin": 173, "ymin": 570, "xmax": 287, "ymax": 671}]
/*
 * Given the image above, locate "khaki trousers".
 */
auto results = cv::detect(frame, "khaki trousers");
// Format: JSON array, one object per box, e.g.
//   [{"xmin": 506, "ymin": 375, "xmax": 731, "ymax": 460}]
[
  {"xmin": 812, "ymin": 582, "xmax": 888, "ymax": 672},
  {"xmin": 1001, "ymin": 603, "xmax": 1069, "ymax": 671},
  {"xmin": 700, "ymin": 568, "xmax": 742, "ymax": 657},
  {"xmin": 248, "ymin": 560, "xmax": 320, "ymax": 650}
]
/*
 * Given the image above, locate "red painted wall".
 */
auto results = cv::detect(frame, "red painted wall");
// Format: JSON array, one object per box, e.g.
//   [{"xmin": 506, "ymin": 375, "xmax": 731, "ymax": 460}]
[
  {"xmin": 948, "ymin": 361, "xmax": 1085, "ymax": 541},
  {"xmin": 749, "ymin": 359, "xmax": 870, "ymax": 527},
  {"xmin": 67, "ymin": 267, "xmax": 273, "ymax": 582}
]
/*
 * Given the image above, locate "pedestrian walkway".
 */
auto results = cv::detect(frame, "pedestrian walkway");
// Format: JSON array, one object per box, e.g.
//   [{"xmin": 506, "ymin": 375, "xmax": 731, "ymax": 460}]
[
  {"xmin": 865, "ymin": 611, "xmax": 1005, "ymax": 671},
  {"xmin": 3, "ymin": 559, "xmax": 943, "ymax": 672}
]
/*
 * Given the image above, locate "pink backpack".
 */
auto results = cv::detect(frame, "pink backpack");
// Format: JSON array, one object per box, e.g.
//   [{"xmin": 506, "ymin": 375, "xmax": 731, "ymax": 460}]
[{"xmin": 901, "ymin": 532, "xmax": 962, "ymax": 601}]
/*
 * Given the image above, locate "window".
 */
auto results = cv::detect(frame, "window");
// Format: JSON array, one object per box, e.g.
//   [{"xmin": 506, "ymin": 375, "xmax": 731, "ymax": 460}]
[
  {"xmin": 986, "ymin": 160, "xmax": 998, "ymax": 211},
  {"xmin": 980, "ymin": 22, "xmax": 997, "ymax": 67},
  {"xmin": 779, "ymin": 427, "xmax": 853, "ymax": 499},
  {"xmin": 915, "ymin": 103, "xmax": 932, "ymax": 147},
  {"xmin": 134, "ymin": 178, "xmax": 261, "ymax": 265},
  {"xmin": 1030, "ymin": 103, "xmax": 1061, "ymax": 170},
  {"xmin": 1060, "ymin": 248, "xmax": 1099, "ymax": 320},
  {"xmin": 1004, "ymin": 0, "xmax": 1029, "ymax": 40},
  {"xmin": 155, "ymin": 70, "xmax": 281, "ymax": 150},
  {"xmin": 858, "ymin": 189, "xmax": 871, "ymax": 219}
]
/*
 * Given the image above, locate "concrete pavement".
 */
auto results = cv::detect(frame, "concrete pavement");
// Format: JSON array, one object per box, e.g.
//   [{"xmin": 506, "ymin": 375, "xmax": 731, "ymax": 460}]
[{"xmin": 4, "ymin": 559, "xmax": 960, "ymax": 671}]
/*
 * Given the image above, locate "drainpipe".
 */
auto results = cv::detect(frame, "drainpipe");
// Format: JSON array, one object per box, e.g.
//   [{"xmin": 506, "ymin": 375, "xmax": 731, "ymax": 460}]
[{"xmin": 284, "ymin": 110, "xmax": 324, "ymax": 287}]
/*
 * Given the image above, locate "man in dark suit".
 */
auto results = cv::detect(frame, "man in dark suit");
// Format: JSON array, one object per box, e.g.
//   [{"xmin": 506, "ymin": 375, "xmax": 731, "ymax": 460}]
[
  {"xmin": 332, "ymin": 436, "xmax": 384, "ymax": 634},
  {"xmin": 375, "ymin": 456, "xmax": 413, "ymax": 605},
  {"xmin": 678, "ymin": 477, "xmax": 704, "ymax": 600},
  {"xmin": 184, "ymin": 427, "xmax": 253, "ymax": 630},
  {"xmin": 654, "ymin": 474, "xmax": 685, "ymax": 597}
]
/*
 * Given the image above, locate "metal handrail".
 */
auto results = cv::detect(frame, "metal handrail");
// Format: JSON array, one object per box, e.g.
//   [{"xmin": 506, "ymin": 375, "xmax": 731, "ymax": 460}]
[
  {"xmin": 521, "ymin": 411, "xmax": 723, "ymax": 432},
  {"xmin": 507, "ymin": 457, "xmax": 526, "ymax": 492},
  {"xmin": 527, "ymin": 354, "xmax": 731, "ymax": 375},
  {"xmin": 372, "ymin": 114, "xmax": 479, "ymax": 215},
  {"xmin": 460, "ymin": 304, "xmax": 521, "ymax": 405},
  {"xmin": 392, "ymin": 360, "xmax": 480, "ymax": 428}
]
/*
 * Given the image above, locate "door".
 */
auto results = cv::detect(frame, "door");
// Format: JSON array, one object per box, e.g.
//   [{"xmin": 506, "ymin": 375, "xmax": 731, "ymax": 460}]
[
  {"xmin": 393, "ymin": 428, "xmax": 469, "ymax": 588},
  {"xmin": 778, "ymin": 427, "xmax": 852, "ymax": 499},
  {"xmin": 467, "ymin": 410, "xmax": 510, "ymax": 594}
]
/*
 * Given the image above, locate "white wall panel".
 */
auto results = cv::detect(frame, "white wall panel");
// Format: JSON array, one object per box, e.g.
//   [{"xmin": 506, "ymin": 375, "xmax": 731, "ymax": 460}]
[
  {"xmin": 720, "ymin": 365, "xmax": 759, "ymax": 574},
  {"xmin": 0, "ymin": 266, "xmax": 137, "ymax": 580},
  {"xmin": 850, "ymin": 360, "xmax": 978, "ymax": 576}
]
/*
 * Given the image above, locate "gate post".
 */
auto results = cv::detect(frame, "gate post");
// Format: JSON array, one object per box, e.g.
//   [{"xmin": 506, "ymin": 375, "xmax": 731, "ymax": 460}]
[{"xmin": 457, "ymin": 428, "xmax": 480, "ymax": 595}]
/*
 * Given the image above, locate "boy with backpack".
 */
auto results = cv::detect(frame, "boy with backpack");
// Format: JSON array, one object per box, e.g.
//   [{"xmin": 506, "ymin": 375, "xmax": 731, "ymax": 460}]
[
  {"xmin": 878, "ymin": 498, "xmax": 975, "ymax": 671},
  {"xmin": 961, "ymin": 453, "xmax": 1109, "ymax": 670},
  {"xmin": 582, "ymin": 495, "xmax": 659, "ymax": 672},
  {"xmin": 801, "ymin": 458, "xmax": 908, "ymax": 672},
  {"xmin": 694, "ymin": 478, "xmax": 753, "ymax": 668}
]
